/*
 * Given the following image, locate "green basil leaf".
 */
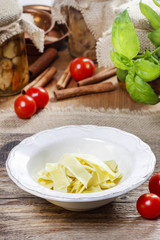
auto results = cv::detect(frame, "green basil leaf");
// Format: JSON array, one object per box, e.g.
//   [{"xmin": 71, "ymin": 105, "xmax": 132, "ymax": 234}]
[
  {"xmin": 156, "ymin": 49, "xmax": 160, "ymax": 57},
  {"xmin": 140, "ymin": 1, "xmax": 160, "ymax": 29},
  {"xmin": 153, "ymin": 0, "xmax": 160, "ymax": 7},
  {"xmin": 110, "ymin": 49, "xmax": 133, "ymax": 70},
  {"xmin": 126, "ymin": 70, "xmax": 159, "ymax": 105},
  {"xmin": 144, "ymin": 49, "xmax": 151, "ymax": 59},
  {"xmin": 112, "ymin": 10, "xmax": 140, "ymax": 59},
  {"xmin": 148, "ymin": 28, "xmax": 160, "ymax": 46},
  {"xmin": 134, "ymin": 59, "xmax": 160, "ymax": 81},
  {"xmin": 117, "ymin": 69, "xmax": 128, "ymax": 82}
]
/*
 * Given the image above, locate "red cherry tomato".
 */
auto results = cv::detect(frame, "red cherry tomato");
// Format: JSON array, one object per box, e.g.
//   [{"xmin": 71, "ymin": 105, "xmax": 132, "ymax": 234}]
[
  {"xmin": 149, "ymin": 172, "xmax": 160, "ymax": 197},
  {"xmin": 14, "ymin": 95, "xmax": 37, "ymax": 119},
  {"xmin": 136, "ymin": 193, "xmax": 160, "ymax": 219},
  {"xmin": 70, "ymin": 57, "xmax": 95, "ymax": 81},
  {"xmin": 26, "ymin": 87, "xmax": 49, "ymax": 109}
]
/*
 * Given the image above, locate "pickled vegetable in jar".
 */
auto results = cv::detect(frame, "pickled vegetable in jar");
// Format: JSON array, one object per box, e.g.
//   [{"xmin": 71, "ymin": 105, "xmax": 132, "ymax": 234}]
[
  {"xmin": 68, "ymin": 7, "xmax": 96, "ymax": 61},
  {"xmin": 0, "ymin": 33, "xmax": 29, "ymax": 96},
  {"xmin": 52, "ymin": 0, "xmax": 117, "ymax": 63},
  {"xmin": 0, "ymin": 0, "xmax": 44, "ymax": 97}
]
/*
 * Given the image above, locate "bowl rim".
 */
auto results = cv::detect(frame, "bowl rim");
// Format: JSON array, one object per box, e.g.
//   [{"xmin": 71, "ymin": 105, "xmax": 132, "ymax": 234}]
[
  {"xmin": 6, "ymin": 125, "xmax": 156, "ymax": 203},
  {"xmin": 23, "ymin": 5, "xmax": 51, "ymax": 12},
  {"xmin": 23, "ymin": 6, "xmax": 55, "ymax": 34}
]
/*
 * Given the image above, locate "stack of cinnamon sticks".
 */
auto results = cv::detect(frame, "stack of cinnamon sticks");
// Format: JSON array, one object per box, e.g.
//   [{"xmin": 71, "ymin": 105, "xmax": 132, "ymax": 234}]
[
  {"xmin": 54, "ymin": 63, "xmax": 117, "ymax": 100},
  {"xmin": 22, "ymin": 48, "xmax": 58, "ymax": 94},
  {"xmin": 23, "ymin": 47, "xmax": 117, "ymax": 100}
]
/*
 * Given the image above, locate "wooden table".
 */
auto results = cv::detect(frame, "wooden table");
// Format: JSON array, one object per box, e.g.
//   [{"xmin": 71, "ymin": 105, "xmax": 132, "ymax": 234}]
[
  {"xmin": 0, "ymin": 46, "xmax": 160, "ymax": 111},
  {"xmin": 1, "ymin": 133, "xmax": 160, "ymax": 240},
  {"xmin": 0, "ymin": 47, "xmax": 160, "ymax": 240}
]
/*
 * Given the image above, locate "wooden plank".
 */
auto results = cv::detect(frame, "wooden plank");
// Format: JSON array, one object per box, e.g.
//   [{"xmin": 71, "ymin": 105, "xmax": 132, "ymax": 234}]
[{"xmin": 0, "ymin": 133, "xmax": 160, "ymax": 240}]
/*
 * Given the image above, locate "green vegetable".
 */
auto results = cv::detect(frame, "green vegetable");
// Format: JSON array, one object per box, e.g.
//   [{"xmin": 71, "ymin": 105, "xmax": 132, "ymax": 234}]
[
  {"xmin": 110, "ymin": 49, "xmax": 133, "ymax": 70},
  {"xmin": 143, "ymin": 49, "xmax": 150, "ymax": 59},
  {"xmin": 126, "ymin": 69, "xmax": 159, "ymax": 105},
  {"xmin": 112, "ymin": 10, "xmax": 140, "ymax": 59},
  {"xmin": 134, "ymin": 59, "xmax": 160, "ymax": 81},
  {"xmin": 140, "ymin": 1, "xmax": 160, "ymax": 29},
  {"xmin": 148, "ymin": 28, "xmax": 160, "ymax": 47},
  {"xmin": 117, "ymin": 69, "xmax": 128, "ymax": 82},
  {"xmin": 153, "ymin": 0, "xmax": 160, "ymax": 8},
  {"xmin": 140, "ymin": 1, "xmax": 160, "ymax": 57},
  {"xmin": 110, "ymin": 9, "xmax": 160, "ymax": 105},
  {"xmin": 152, "ymin": 46, "xmax": 160, "ymax": 58},
  {"xmin": 156, "ymin": 49, "xmax": 160, "ymax": 57}
]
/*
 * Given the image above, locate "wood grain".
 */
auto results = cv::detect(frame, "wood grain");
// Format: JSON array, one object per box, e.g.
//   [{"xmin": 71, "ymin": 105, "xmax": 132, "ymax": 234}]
[
  {"xmin": 0, "ymin": 45, "xmax": 160, "ymax": 240},
  {"xmin": 0, "ymin": 134, "xmax": 160, "ymax": 240},
  {"xmin": 0, "ymin": 47, "xmax": 160, "ymax": 111}
]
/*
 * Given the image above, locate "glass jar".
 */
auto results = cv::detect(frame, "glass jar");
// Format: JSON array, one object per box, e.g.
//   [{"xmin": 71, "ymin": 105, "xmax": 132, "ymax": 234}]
[
  {"xmin": 68, "ymin": 7, "xmax": 96, "ymax": 61},
  {"xmin": 0, "ymin": 33, "xmax": 29, "ymax": 96}
]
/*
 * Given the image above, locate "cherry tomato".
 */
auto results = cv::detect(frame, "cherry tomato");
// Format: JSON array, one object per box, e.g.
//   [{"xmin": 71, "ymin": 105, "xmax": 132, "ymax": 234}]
[
  {"xmin": 26, "ymin": 87, "xmax": 49, "ymax": 109},
  {"xmin": 14, "ymin": 95, "xmax": 37, "ymax": 119},
  {"xmin": 70, "ymin": 57, "xmax": 95, "ymax": 81},
  {"xmin": 149, "ymin": 172, "xmax": 160, "ymax": 197},
  {"xmin": 136, "ymin": 193, "xmax": 160, "ymax": 219}
]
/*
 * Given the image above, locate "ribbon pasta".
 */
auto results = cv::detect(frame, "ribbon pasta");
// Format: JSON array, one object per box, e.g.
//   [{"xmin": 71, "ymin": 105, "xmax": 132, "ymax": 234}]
[{"xmin": 37, "ymin": 153, "xmax": 122, "ymax": 193}]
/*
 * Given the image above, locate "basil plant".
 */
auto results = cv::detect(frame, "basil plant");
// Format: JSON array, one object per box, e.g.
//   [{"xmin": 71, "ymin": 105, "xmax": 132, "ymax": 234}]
[{"xmin": 111, "ymin": 7, "xmax": 160, "ymax": 105}]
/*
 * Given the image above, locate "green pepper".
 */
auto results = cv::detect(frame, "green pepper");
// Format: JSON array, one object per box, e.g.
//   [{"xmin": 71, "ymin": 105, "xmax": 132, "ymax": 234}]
[
  {"xmin": 134, "ymin": 59, "xmax": 160, "ymax": 81},
  {"xmin": 117, "ymin": 69, "xmax": 128, "ymax": 82},
  {"xmin": 126, "ymin": 68, "xmax": 159, "ymax": 105}
]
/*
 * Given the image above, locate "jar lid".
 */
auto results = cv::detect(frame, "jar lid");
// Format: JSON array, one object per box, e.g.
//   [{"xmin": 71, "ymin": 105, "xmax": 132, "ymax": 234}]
[
  {"xmin": 0, "ymin": 0, "xmax": 22, "ymax": 28},
  {"xmin": 0, "ymin": 0, "xmax": 44, "ymax": 53}
]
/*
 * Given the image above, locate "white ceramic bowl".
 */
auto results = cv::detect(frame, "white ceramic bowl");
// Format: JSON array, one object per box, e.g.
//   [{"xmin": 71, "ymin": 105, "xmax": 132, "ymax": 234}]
[{"xmin": 6, "ymin": 125, "xmax": 156, "ymax": 211}]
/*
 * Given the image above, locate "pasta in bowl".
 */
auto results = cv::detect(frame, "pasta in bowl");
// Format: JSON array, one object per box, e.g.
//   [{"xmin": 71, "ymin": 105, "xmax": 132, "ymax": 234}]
[
  {"xmin": 36, "ymin": 153, "xmax": 122, "ymax": 193},
  {"xmin": 6, "ymin": 125, "xmax": 156, "ymax": 211}
]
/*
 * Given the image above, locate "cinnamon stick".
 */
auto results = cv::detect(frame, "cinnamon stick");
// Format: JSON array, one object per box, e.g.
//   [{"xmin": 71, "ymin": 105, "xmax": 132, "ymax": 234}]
[
  {"xmin": 54, "ymin": 82, "xmax": 115, "ymax": 100},
  {"xmin": 22, "ymin": 66, "xmax": 57, "ymax": 94},
  {"xmin": 35, "ymin": 66, "xmax": 57, "ymax": 87},
  {"xmin": 29, "ymin": 48, "xmax": 58, "ymax": 79},
  {"xmin": 77, "ymin": 67, "xmax": 117, "ymax": 87},
  {"xmin": 56, "ymin": 63, "xmax": 71, "ymax": 89}
]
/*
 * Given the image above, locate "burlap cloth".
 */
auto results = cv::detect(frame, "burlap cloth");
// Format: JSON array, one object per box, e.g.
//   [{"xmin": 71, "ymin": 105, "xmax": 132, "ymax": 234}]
[
  {"xmin": 51, "ymin": 0, "xmax": 160, "ymax": 67},
  {"xmin": 1, "ymin": 107, "xmax": 160, "ymax": 142},
  {"xmin": 97, "ymin": 0, "xmax": 158, "ymax": 67},
  {"xmin": 0, "ymin": 0, "xmax": 44, "ymax": 52}
]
